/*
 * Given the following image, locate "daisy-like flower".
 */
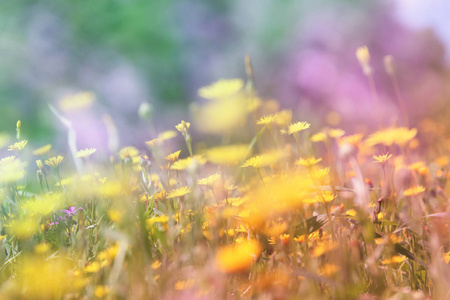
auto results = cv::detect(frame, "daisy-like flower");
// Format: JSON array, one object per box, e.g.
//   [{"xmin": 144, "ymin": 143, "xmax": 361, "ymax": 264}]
[
  {"xmin": 197, "ymin": 173, "xmax": 221, "ymax": 186},
  {"xmin": 241, "ymin": 151, "xmax": 284, "ymax": 168},
  {"xmin": 365, "ymin": 127, "xmax": 417, "ymax": 147},
  {"xmin": 403, "ymin": 185, "xmax": 426, "ymax": 196},
  {"xmin": 328, "ymin": 128, "xmax": 345, "ymax": 138},
  {"xmin": 171, "ymin": 156, "xmax": 206, "ymax": 171},
  {"xmin": 381, "ymin": 255, "xmax": 406, "ymax": 265},
  {"xmin": 8, "ymin": 140, "xmax": 28, "ymax": 152},
  {"xmin": 167, "ymin": 186, "xmax": 191, "ymax": 198},
  {"xmin": 282, "ymin": 121, "xmax": 311, "ymax": 135},
  {"xmin": 373, "ymin": 153, "xmax": 392, "ymax": 165},
  {"xmin": 45, "ymin": 156, "xmax": 64, "ymax": 170},
  {"xmin": 165, "ymin": 150, "xmax": 181, "ymax": 162},
  {"xmin": 175, "ymin": 121, "xmax": 190, "ymax": 135},
  {"xmin": 296, "ymin": 157, "xmax": 322, "ymax": 167},
  {"xmin": 61, "ymin": 206, "xmax": 83, "ymax": 217},
  {"xmin": 256, "ymin": 115, "xmax": 277, "ymax": 126},
  {"xmin": 76, "ymin": 148, "xmax": 97, "ymax": 158}
]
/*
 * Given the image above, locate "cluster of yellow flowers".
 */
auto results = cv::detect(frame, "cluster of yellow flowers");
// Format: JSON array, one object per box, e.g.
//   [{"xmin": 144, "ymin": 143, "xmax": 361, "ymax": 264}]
[{"xmin": 1, "ymin": 55, "xmax": 450, "ymax": 299}]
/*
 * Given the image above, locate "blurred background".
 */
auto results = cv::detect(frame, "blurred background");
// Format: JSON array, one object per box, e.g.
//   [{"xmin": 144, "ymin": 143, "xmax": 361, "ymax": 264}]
[{"xmin": 1, "ymin": 0, "xmax": 449, "ymax": 153}]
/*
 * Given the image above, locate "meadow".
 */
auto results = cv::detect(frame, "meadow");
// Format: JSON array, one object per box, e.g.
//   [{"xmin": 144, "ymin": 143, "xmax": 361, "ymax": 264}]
[{"xmin": 1, "ymin": 49, "xmax": 450, "ymax": 299}]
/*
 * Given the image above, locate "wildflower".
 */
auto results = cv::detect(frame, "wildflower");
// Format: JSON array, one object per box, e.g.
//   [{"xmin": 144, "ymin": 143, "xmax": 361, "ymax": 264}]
[
  {"xmin": 204, "ymin": 144, "xmax": 248, "ymax": 165},
  {"xmin": 119, "ymin": 146, "xmax": 139, "ymax": 160},
  {"xmin": 171, "ymin": 156, "xmax": 206, "ymax": 170},
  {"xmin": 165, "ymin": 150, "xmax": 181, "ymax": 162},
  {"xmin": 45, "ymin": 156, "xmax": 64, "ymax": 170},
  {"xmin": 403, "ymin": 185, "xmax": 426, "ymax": 196},
  {"xmin": 59, "ymin": 91, "xmax": 95, "ymax": 112},
  {"xmin": 8, "ymin": 140, "xmax": 28, "ymax": 152},
  {"xmin": 34, "ymin": 243, "xmax": 51, "ymax": 254},
  {"xmin": 61, "ymin": 206, "xmax": 83, "ymax": 217},
  {"xmin": 107, "ymin": 208, "xmax": 123, "ymax": 222},
  {"xmin": 241, "ymin": 151, "xmax": 284, "ymax": 168},
  {"xmin": 381, "ymin": 255, "xmax": 406, "ymax": 265},
  {"xmin": 443, "ymin": 252, "xmax": 450, "ymax": 264},
  {"xmin": 76, "ymin": 148, "xmax": 97, "ymax": 158},
  {"xmin": 215, "ymin": 240, "xmax": 262, "ymax": 273},
  {"xmin": 328, "ymin": 128, "xmax": 345, "ymax": 138},
  {"xmin": 94, "ymin": 286, "xmax": 110, "ymax": 298},
  {"xmin": 282, "ymin": 121, "xmax": 311, "ymax": 135},
  {"xmin": 312, "ymin": 241, "xmax": 337, "ymax": 257},
  {"xmin": 174, "ymin": 279, "xmax": 195, "ymax": 290},
  {"xmin": 198, "ymin": 173, "xmax": 221, "ymax": 186},
  {"xmin": 296, "ymin": 157, "xmax": 322, "ymax": 167},
  {"xmin": 32, "ymin": 144, "xmax": 52, "ymax": 155},
  {"xmin": 366, "ymin": 127, "xmax": 417, "ymax": 147},
  {"xmin": 175, "ymin": 121, "xmax": 190, "ymax": 134},
  {"xmin": 311, "ymin": 132, "xmax": 327, "ymax": 142},
  {"xmin": 256, "ymin": 114, "xmax": 277, "ymax": 126},
  {"xmin": 356, "ymin": 46, "xmax": 371, "ymax": 75},
  {"xmin": 151, "ymin": 260, "xmax": 161, "ymax": 269},
  {"xmin": 146, "ymin": 138, "xmax": 163, "ymax": 148},
  {"xmin": 167, "ymin": 186, "xmax": 191, "ymax": 198},
  {"xmin": 196, "ymin": 96, "xmax": 248, "ymax": 134},
  {"xmin": 279, "ymin": 234, "xmax": 290, "ymax": 246},
  {"xmin": 373, "ymin": 153, "xmax": 392, "ymax": 165},
  {"xmin": 198, "ymin": 78, "xmax": 244, "ymax": 100}
]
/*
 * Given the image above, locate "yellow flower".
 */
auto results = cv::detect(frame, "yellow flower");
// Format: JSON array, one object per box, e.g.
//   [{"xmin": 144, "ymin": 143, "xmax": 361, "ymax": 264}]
[
  {"xmin": 171, "ymin": 156, "xmax": 205, "ymax": 170},
  {"xmin": 175, "ymin": 121, "xmax": 190, "ymax": 134},
  {"xmin": 94, "ymin": 286, "xmax": 110, "ymax": 298},
  {"xmin": 165, "ymin": 150, "xmax": 181, "ymax": 162},
  {"xmin": 328, "ymin": 128, "xmax": 345, "ymax": 138},
  {"xmin": 365, "ymin": 127, "xmax": 417, "ymax": 147},
  {"xmin": 283, "ymin": 121, "xmax": 311, "ymax": 135},
  {"xmin": 310, "ymin": 132, "xmax": 327, "ymax": 142},
  {"xmin": 119, "ymin": 146, "xmax": 139, "ymax": 159},
  {"xmin": 215, "ymin": 240, "xmax": 262, "ymax": 273},
  {"xmin": 198, "ymin": 173, "xmax": 221, "ymax": 186},
  {"xmin": 373, "ymin": 153, "xmax": 392, "ymax": 164},
  {"xmin": 59, "ymin": 91, "xmax": 95, "ymax": 112},
  {"xmin": 8, "ymin": 140, "xmax": 28, "ymax": 152},
  {"xmin": 32, "ymin": 144, "xmax": 52, "ymax": 155},
  {"xmin": 151, "ymin": 260, "xmax": 161, "ymax": 269},
  {"xmin": 256, "ymin": 115, "xmax": 277, "ymax": 126},
  {"xmin": 204, "ymin": 144, "xmax": 248, "ymax": 166},
  {"xmin": 146, "ymin": 215, "xmax": 169, "ymax": 226},
  {"xmin": 403, "ymin": 185, "xmax": 425, "ymax": 196},
  {"xmin": 296, "ymin": 157, "xmax": 322, "ymax": 167},
  {"xmin": 167, "ymin": 186, "xmax": 191, "ymax": 198},
  {"xmin": 443, "ymin": 252, "xmax": 450, "ymax": 264},
  {"xmin": 45, "ymin": 156, "xmax": 64, "ymax": 169},
  {"xmin": 174, "ymin": 279, "xmax": 195, "ymax": 290},
  {"xmin": 241, "ymin": 151, "xmax": 284, "ymax": 168},
  {"xmin": 76, "ymin": 148, "xmax": 97, "ymax": 158},
  {"xmin": 381, "ymin": 255, "xmax": 406, "ymax": 265},
  {"xmin": 198, "ymin": 78, "xmax": 244, "ymax": 100}
]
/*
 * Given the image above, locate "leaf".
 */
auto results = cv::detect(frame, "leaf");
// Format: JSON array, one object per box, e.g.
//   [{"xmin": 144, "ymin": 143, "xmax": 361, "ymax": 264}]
[
  {"xmin": 294, "ymin": 214, "xmax": 328, "ymax": 236},
  {"xmin": 374, "ymin": 232, "xmax": 427, "ymax": 269}
]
